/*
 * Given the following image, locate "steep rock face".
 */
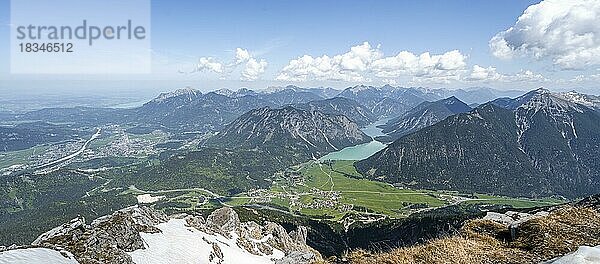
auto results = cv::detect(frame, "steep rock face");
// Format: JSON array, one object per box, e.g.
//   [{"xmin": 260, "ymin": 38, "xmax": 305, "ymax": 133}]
[
  {"xmin": 293, "ymin": 97, "xmax": 376, "ymax": 127},
  {"xmin": 207, "ymin": 106, "xmax": 371, "ymax": 159},
  {"xmin": 149, "ymin": 87, "xmax": 202, "ymax": 104},
  {"xmin": 380, "ymin": 96, "xmax": 472, "ymax": 141},
  {"xmin": 356, "ymin": 89, "xmax": 600, "ymax": 198},
  {"xmin": 214, "ymin": 88, "xmax": 259, "ymax": 98}
]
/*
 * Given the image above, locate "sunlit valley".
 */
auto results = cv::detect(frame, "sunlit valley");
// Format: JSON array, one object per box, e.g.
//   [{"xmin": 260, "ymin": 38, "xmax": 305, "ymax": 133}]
[{"xmin": 2, "ymin": 1, "xmax": 600, "ymax": 264}]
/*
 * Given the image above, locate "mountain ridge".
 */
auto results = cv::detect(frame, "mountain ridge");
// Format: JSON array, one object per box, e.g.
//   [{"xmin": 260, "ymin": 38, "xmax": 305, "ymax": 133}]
[
  {"xmin": 292, "ymin": 97, "xmax": 376, "ymax": 127},
  {"xmin": 207, "ymin": 106, "xmax": 372, "ymax": 159},
  {"xmin": 378, "ymin": 96, "xmax": 472, "ymax": 142},
  {"xmin": 356, "ymin": 89, "xmax": 600, "ymax": 199}
]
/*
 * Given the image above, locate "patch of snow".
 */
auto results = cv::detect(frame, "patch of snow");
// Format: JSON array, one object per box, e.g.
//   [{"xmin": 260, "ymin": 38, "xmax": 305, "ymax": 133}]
[
  {"xmin": 129, "ymin": 219, "xmax": 284, "ymax": 264},
  {"xmin": 545, "ymin": 245, "xmax": 600, "ymax": 264},
  {"xmin": 213, "ymin": 88, "xmax": 235, "ymax": 97},
  {"xmin": 0, "ymin": 248, "xmax": 79, "ymax": 264},
  {"xmin": 349, "ymin": 85, "xmax": 370, "ymax": 93},
  {"xmin": 136, "ymin": 194, "xmax": 165, "ymax": 204},
  {"xmin": 558, "ymin": 91, "xmax": 600, "ymax": 109},
  {"xmin": 295, "ymin": 130, "xmax": 317, "ymax": 148},
  {"xmin": 483, "ymin": 211, "xmax": 548, "ymax": 227}
]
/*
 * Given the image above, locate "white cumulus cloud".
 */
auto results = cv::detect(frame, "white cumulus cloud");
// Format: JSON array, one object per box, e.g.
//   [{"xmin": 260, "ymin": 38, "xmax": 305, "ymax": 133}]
[
  {"xmin": 195, "ymin": 48, "xmax": 267, "ymax": 81},
  {"xmin": 572, "ymin": 73, "xmax": 600, "ymax": 82},
  {"xmin": 235, "ymin": 48, "xmax": 251, "ymax": 65},
  {"xmin": 276, "ymin": 42, "xmax": 381, "ymax": 82},
  {"xmin": 242, "ymin": 58, "xmax": 268, "ymax": 81},
  {"xmin": 507, "ymin": 70, "xmax": 547, "ymax": 82},
  {"xmin": 466, "ymin": 65, "xmax": 503, "ymax": 81},
  {"xmin": 466, "ymin": 65, "xmax": 546, "ymax": 83},
  {"xmin": 197, "ymin": 57, "xmax": 225, "ymax": 74},
  {"xmin": 277, "ymin": 42, "xmax": 467, "ymax": 83},
  {"xmin": 370, "ymin": 50, "xmax": 467, "ymax": 80},
  {"xmin": 489, "ymin": 0, "xmax": 600, "ymax": 70}
]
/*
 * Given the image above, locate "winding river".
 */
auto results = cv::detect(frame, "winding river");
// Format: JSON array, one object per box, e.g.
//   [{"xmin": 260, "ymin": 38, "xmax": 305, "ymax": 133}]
[{"xmin": 319, "ymin": 119, "xmax": 389, "ymax": 161}]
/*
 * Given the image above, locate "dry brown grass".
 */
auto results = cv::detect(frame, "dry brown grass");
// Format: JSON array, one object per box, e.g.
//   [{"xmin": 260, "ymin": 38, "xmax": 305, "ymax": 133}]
[
  {"xmin": 345, "ymin": 234, "xmax": 531, "ymax": 264},
  {"xmin": 511, "ymin": 206, "xmax": 600, "ymax": 260},
  {"xmin": 340, "ymin": 206, "xmax": 600, "ymax": 264}
]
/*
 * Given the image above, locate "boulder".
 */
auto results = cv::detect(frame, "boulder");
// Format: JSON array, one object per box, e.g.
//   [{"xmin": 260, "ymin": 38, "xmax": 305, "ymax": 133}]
[{"xmin": 483, "ymin": 211, "xmax": 549, "ymax": 239}]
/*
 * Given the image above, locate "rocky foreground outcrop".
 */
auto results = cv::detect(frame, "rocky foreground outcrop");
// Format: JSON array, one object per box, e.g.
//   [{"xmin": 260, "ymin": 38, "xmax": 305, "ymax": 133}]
[
  {"xmin": 1, "ymin": 206, "xmax": 320, "ymax": 264},
  {"xmin": 182, "ymin": 207, "xmax": 321, "ymax": 264},
  {"xmin": 31, "ymin": 206, "xmax": 168, "ymax": 263}
]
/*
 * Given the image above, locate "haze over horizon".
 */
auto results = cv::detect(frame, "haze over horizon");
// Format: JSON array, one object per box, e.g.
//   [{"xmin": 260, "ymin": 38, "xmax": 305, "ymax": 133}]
[
  {"xmin": 0, "ymin": 0, "xmax": 599, "ymax": 95},
  {"xmin": 2, "ymin": 1, "xmax": 600, "ymax": 263}
]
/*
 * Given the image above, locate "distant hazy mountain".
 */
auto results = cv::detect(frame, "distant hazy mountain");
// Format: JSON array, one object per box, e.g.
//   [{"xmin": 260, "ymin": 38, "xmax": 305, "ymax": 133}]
[
  {"xmin": 258, "ymin": 87, "xmax": 324, "ymax": 106},
  {"xmin": 446, "ymin": 87, "xmax": 526, "ymax": 105},
  {"xmin": 356, "ymin": 88, "xmax": 600, "ymax": 199},
  {"xmin": 263, "ymin": 85, "xmax": 340, "ymax": 99},
  {"xmin": 337, "ymin": 85, "xmax": 443, "ymax": 118},
  {"xmin": 18, "ymin": 107, "xmax": 129, "ymax": 126},
  {"xmin": 207, "ymin": 106, "xmax": 371, "ymax": 159},
  {"xmin": 213, "ymin": 87, "xmax": 258, "ymax": 98},
  {"xmin": 9, "ymin": 86, "xmax": 529, "ymax": 135},
  {"xmin": 133, "ymin": 87, "xmax": 326, "ymax": 132},
  {"xmin": 293, "ymin": 97, "xmax": 376, "ymax": 126},
  {"xmin": 15, "ymin": 87, "xmax": 331, "ymax": 133},
  {"xmin": 378, "ymin": 96, "xmax": 472, "ymax": 142},
  {"xmin": 136, "ymin": 89, "xmax": 273, "ymax": 132},
  {"xmin": 313, "ymin": 85, "xmax": 523, "ymax": 117}
]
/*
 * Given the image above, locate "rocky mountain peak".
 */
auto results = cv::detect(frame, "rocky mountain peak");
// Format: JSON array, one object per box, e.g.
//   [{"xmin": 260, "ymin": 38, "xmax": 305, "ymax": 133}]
[
  {"xmin": 358, "ymin": 89, "xmax": 600, "ymax": 199},
  {"xmin": 557, "ymin": 90, "xmax": 600, "ymax": 110},
  {"xmin": 207, "ymin": 106, "xmax": 371, "ymax": 158},
  {"xmin": 492, "ymin": 88, "xmax": 588, "ymax": 114},
  {"xmin": 533, "ymin": 87, "xmax": 550, "ymax": 94},
  {"xmin": 510, "ymin": 90, "xmax": 595, "ymax": 138},
  {"xmin": 151, "ymin": 87, "xmax": 201, "ymax": 103},
  {"xmin": 348, "ymin": 85, "xmax": 372, "ymax": 93},
  {"xmin": 379, "ymin": 96, "xmax": 472, "ymax": 142},
  {"xmin": 292, "ymin": 97, "xmax": 376, "ymax": 126},
  {"xmin": 213, "ymin": 88, "xmax": 235, "ymax": 97}
]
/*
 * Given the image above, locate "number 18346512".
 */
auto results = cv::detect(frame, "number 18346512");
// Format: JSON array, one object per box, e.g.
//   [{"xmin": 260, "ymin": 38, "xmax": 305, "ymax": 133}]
[{"xmin": 19, "ymin": 43, "xmax": 73, "ymax": 53}]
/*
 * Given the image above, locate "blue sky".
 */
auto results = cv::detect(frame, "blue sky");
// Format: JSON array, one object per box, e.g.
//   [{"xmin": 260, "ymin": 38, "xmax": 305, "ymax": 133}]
[{"xmin": 1, "ymin": 0, "xmax": 599, "ymax": 94}]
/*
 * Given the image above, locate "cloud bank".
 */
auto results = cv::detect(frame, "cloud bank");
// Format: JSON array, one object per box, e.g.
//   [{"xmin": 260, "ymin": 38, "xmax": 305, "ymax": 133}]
[
  {"xmin": 490, "ymin": 0, "xmax": 600, "ymax": 70},
  {"xmin": 276, "ymin": 42, "xmax": 543, "ymax": 84},
  {"xmin": 276, "ymin": 42, "xmax": 471, "ymax": 83}
]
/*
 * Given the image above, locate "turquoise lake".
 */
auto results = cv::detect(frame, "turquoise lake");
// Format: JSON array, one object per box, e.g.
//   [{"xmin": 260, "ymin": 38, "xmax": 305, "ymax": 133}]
[{"xmin": 319, "ymin": 119, "xmax": 389, "ymax": 161}]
